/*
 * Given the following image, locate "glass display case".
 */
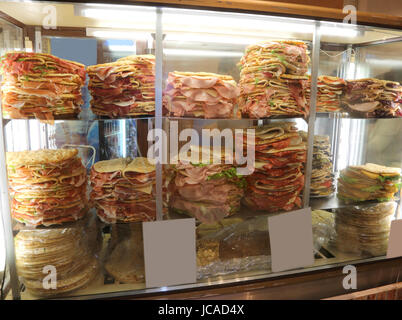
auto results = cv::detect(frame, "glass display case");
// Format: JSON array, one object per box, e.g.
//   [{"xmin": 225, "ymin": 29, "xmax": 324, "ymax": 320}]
[{"xmin": 0, "ymin": 1, "xmax": 401, "ymax": 300}]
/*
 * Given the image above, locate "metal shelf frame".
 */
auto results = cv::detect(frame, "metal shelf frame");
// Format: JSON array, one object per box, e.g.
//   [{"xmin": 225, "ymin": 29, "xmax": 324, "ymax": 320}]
[{"xmin": 0, "ymin": 2, "xmax": 402, "ymax": 300}]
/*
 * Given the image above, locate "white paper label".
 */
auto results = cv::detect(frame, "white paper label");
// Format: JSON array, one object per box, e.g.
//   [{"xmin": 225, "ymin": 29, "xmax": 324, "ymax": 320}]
[
  {"xmin": 386, "ymin": 219, "xmax": 402, "ymax": 259},
  {"xmin": 268, "ymin": 208, "xmax": 314, "ymax": 273},
  {"xmin": 142, "ymin": 218, "xmax": 196, "ymax": 288}
]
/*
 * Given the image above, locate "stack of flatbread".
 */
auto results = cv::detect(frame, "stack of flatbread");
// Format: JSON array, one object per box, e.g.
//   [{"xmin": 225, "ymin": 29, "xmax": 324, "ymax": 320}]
[
  {"xmin": 337, "ymin": 163, "xmax": 401, "ymax": 203},
  {"xmin": 87, "ymin": 55, "xmax": 155, "ymax": 118},
  {"xmin": 0, "ymin": 52, "xmax": 85, "ymax": 121},
  {"xmin": 6, "ymin": 149, "xmax": 87, "ymax": 227},
  {"xmin": 90, "ymin": 157, "xmax": 156, "ymax": 223},
  {"xmin": 311, "ymin": 135, "xmax": 335, "ymax": 197},
  {"xmin": 238, "ymin": 40, "xmax": 310, "ymax": 118},
  {"xmin": 305, "ymin": 75, "xmax": 346, "ymax": 112},
  {"xmin": 14, "ymin": 219, "xmax": 99, "ymax": 297},
  {"xmin": 335, "ymin": 202, "xmax": 396, "ymax": 256},
  {"xmin": 342, "ymin": 78, "xmax": 402, "ymax": 117},
  {"xmin": 242, "ymin": 122, "xmax": 306, "ymax": 212}
]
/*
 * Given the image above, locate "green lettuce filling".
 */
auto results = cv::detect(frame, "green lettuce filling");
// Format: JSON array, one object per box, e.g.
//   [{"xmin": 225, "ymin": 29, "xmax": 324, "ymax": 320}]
[
  {"xmin": 207, "ymin": 167, "xmax": 247, "ymax": 189},
  {"xmin": 361, "ymin": 185, "xmax": 383, "ymax": 192},
  {"xmin": 190, "ymin": 162, "xmax": 209, "ymax": 167},
  {"xmin": 340, "ymin": 175, "xmax": 358, "ymax": 184},
  {"xmin": 378, "ymin": 175, "xmax": 401, "ymax": 183}
]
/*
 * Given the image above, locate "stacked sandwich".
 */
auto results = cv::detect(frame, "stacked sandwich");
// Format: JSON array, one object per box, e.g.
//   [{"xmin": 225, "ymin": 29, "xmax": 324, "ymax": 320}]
[
  {"xmin": 242, "ymin": 122, "xmax": 306, "ymax": 212},
  {"xmin": 335, "ymin": 202, "xmax": 396, "ymax": 256},
  {"xmin": 168, "ymin": 147, "xmax": 246, "ymax": 224},
  {"xmin": 311, "ymin": 135, "xmax": 335, "ymax": 197},
  {"xmin": 87, "ymin": 54, "xmax": 155, "ymax": 118},
  {"xmin": 90, "ymin": 157, "xmax": 156, "ymax": 223},
  {"xmin": 14, "ymin": 220, "xmax": 99, "ymax": 297},
  {"xmin": 312, "ymin": 76, "xmax": 346, "ymax": 112},
  {"xmin": 238, "ymin": 40, "xmax": 310, "ymax": 118},
  {"xmin": 337, "ymin": 163, "xmax": 401, "ymax": 203},
  {"xmin": 6, "ymin": 149, "xmax": 87, "ymax": 226},
  {"xmin": 163, "ymin": 71, "xmax": 239, "ymax": 118},
  {"xmin": 342, "ymin": 78, "xmax": 402, "ymax": 117},
  {"xmin": 0, "ymin": 52, "xmax": 85, "ymax": 121}
]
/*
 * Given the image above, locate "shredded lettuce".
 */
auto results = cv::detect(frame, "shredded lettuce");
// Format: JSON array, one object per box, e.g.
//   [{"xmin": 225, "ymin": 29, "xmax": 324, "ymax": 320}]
[
  {"xmin": 207, "ymin": 167, "xmax": 247, "ymax": 189},
  {"xmin": 362, "ymin": 185, "xmax": 383, "ymax": 192},
  {"xmin": 271, "ymin": 52, "xmax": 286, "ymax": 64},
  {"xmin": 190, "ymin": 162, "xmax": 209, "ymax": 167},
  {"xmin": 378, "ymin": 175, "xmax": 400, "ymax": 183},
  {"xmin": 340, "ymin": 175, "xmax": 358, "ymax": 184},
  {"xmin": 377, "ymin": 197, "xmax": 392, "ymax": 202}
]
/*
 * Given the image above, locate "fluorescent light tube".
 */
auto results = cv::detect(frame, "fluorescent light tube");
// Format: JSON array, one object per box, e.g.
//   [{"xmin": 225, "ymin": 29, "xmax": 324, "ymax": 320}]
[
  {"xmin": 75, "ymin": 4, "xmax": 156, "ymax": 21},
  {"xmin": 108, "ymin": 45, "xmax": 136, "ymax": 52},
  {"xmin": 164, "ymin": 49, "xmax": 243, "ymax": 57},
  {"xmin": 164, "ymin": 33, "xmax": 263, "ymax": 45},
  {"xmin": 320, "ymin": 25, "xmax": 359, "ymax": 38},
  {"xmin": 86, "ymin": 28, "xmax": 152, "ymax": 40}
]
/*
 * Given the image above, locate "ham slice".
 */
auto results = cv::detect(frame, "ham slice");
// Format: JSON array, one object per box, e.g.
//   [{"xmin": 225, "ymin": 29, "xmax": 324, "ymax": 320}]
[
  {"xmin": 163, "ymin": 71, "xmax": 238, "ymax": 119},
  {"xmin": 347, "ymin": 101, "xmax": 379, "ymax": 112}
]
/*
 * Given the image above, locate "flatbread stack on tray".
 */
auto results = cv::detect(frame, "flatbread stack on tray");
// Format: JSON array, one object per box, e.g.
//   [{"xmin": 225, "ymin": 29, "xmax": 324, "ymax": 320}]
[
  {"xmin": 305, "ymin": 76, "xmax": 346, "ymax": 112},
  {"xmin": 342, "ymin": 78, "xmax": 402, "ymax": 117},
  {"xmin": 87, "ymin": 54, "xmax": 155, "ymax": 118},
  {"xmin": 311, "ymin": 135, "xmax": 335, "ymax": 197},
  {"xmin": 14, "ymin": 219, "xmax": 99, "ymax": 297},
  {"xmin": 104, "ymin": 223, "xmax": 145, "ymax": 284},
  {"xmin": 242, "ymin": 122, "xmax": 306, "ymax": 212},
  {"xmin": 6, "ymin": 149, "xmax": 87, "ymax": 227},
  {"xmin": 238, "ymin": 40, "xmax": 310, "ymax": 118},
  {"xmin": 337, "ymin": 163, "xmax": 401, "ymax": 203},
  {"xmin": 167, "ymin": 146, "xmax": 246, "ymax": 224},
  {"xmin": 0, "ymin": 52, "xmax": 85, "ymax": 122},
  {"xmin": 335, "ymin": 202, "xmax": 396, "ymax": 256},
  {"xmin": 163, "ymin": 71, "xmax": 239, "ymax": 118},
  {"xmin": 90, "ymin": 157, "xmax": 156, "ymax": 223}
]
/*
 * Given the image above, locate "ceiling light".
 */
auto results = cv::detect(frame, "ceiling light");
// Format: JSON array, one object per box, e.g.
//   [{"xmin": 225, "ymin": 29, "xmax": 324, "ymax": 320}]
[
  {"xmin": 86, "ymin": 28, "xmax": 152, "ymax": 40},
  {"xmin": 164, "ymin": 33, "xmax": 263, "ymax": 45},
  {"xmin": 75, "ymin": 4, "xmax": 156, "ymax": 21},
  {"xmin": 320, "ymin": 24, "xmax": 360, "ymax": 38},
  {"xmin": 164, "ymin": 49, "xmax": 243, "ymax": 57}
]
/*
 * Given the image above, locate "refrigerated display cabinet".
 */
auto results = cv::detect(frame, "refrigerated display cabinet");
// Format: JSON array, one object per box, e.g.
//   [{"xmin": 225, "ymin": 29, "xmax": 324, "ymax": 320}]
[{"xmin": 0, "ymin": 1, "xmax": 402, "ymax": 300}]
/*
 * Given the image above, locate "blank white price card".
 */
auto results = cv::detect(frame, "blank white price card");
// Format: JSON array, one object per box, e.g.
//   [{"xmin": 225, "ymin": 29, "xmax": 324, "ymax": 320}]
[
  {"xmin": 268, "ymin": 208, "xmax": 314, "ymax": 273},
  {"xmin": 387, "ymin": 219, "xmax": 402, "ymax": 259},
  {"xmin": 143, "ymin": 218, "xmax": 196, "ymax": 288}
]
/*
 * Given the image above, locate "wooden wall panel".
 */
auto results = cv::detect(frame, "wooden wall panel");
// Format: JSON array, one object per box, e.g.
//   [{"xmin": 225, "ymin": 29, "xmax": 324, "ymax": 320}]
[{"xmin": 263, "ymin": 0, "xmax": 343, "ymax": 10}]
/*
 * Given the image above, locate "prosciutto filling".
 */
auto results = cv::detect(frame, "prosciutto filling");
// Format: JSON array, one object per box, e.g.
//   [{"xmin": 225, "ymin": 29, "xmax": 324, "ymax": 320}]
[
  {"xmin": 242, "ymin": 122, "xmax": 306, "ymax": 213},
  {"xmin": 6, "ymin": 149, "xmax": 87, "ymax": 227},
  {"xmin": 238, "ymin": 40, "xmax": 310, "ymax": 118},
  {"xmin": 0, "ymin": 52, "xmax": 85, "ymax": 122},
  {"xmin": 341, "ymin": 78, "xmax": 402, "ymax": 118},
  {"xmin": 89, "ymin": 157, "xmax": 157, "ymax": 224},
  {"xmin": 305, "ymin": 75, "xmax": 346, "ymax": 112},
  {"xmin": 87, "ymin": 55, "xmax": 155, "ymax": 118},
  {"xmin": 167, "ymin": 157, "xmax": 245, "ymax": 224}
]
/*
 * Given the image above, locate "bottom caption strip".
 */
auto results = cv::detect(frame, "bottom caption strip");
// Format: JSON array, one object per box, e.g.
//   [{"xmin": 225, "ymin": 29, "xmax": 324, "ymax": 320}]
[{"xmin": 157, "ymin": 304, "xmax": 245, "ymax": 318}]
